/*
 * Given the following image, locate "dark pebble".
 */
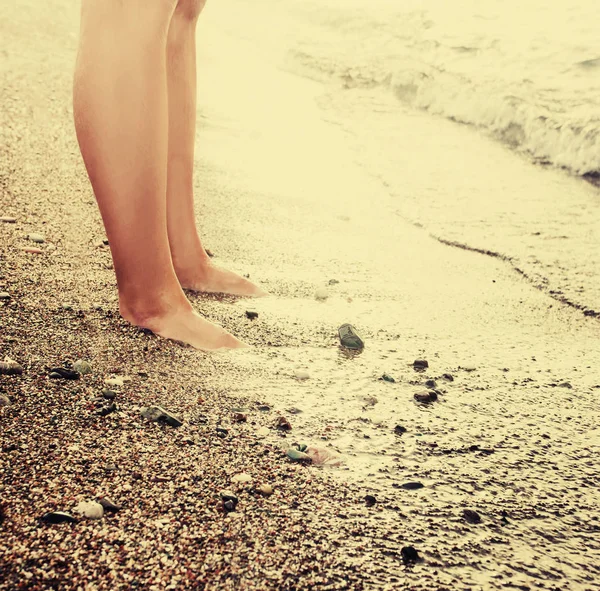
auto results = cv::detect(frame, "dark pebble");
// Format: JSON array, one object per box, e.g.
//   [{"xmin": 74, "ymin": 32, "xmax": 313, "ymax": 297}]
[
  {"xmin": 394, "ymin": 425, "xmax": 407, "ymax": 436},
  {"xmin": 414, "ymin": 390, "xmax": 438, "ymax": 403},
  {"xmin": 223, "ymin": 500, "xmax": 236, "ymax": 512},
  {"xmin": 245, "ymin": 310, "xmax": 259, "ymax": 320},
  {"xmin": 49, "ymin": 367, "xmax": 80, "ymax": 380},
  {"xmin": 102, "ymin": 389, "xmax": 117, "ymax": 400},
  {"xmin": 463, "ymin": 509, "xmax": 482, "ymax": 524},
  {"xmin": 364, "ymin": 495, "xmax": 377, "ymax": 507},
  {"xmin": 442, "ymin": 373, "xmax": 454, "ymax": 381},
  {"xmin": 401, "ymin": 546, "xmax": 421, "ymax": 564},
  {"xmin": 328, "ymin": 279, "xmax": 340, "ymax": 285},
  {"xmin": 220, "ymin": 490, "xmax": 238, "ymax": 511},
  {"xmin": 98, "ymin": 497, "xmax": 121, "ymax": 513},
  {"xmin": 97, "ymin": 403, "xmax": 117, "ymax": 416},
  {"xmin": 216, "ymin": 427, "xmax": 229, "ymax": 438},
  {"xmin": 558, "ymin": 382, "xmax": 572, "ymax": 388},
  {"xmin": 425, "ymin": 379, "xmax": 437, "ymax": 388},
  {"xmin": 401, "ymin": 482, "xmax": 424, "ymax": 490},
  {"xmin": 380, "ymin": 374, "xmax": 395, "ymax": 383},
  {"xmin": 275, "ymin": 416, "xmax": 292, "ymax": 431},
  {"xmin": 40, "ymin": 511, "xmax": 77, "ymax": 524},
  {"xmin": 257, "ymin": 404, "xmax": 271, "ymax": 412},
  {"xmin": 0, "ymin": 503, "xmax": 5, "ymax": 524},
  {"xmin": 232, "ymin": 412, "xmax": 247, "ymax": 423},
  {"xmin": 413, "ymin": 359, "xmax": 428, "ymax": 369},
  {"xmin": 338, "ymin": 323, "xmax": 364, "ymax": 350}
]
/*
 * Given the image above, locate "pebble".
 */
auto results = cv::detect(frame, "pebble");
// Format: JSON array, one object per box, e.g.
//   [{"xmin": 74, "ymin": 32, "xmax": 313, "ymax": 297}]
[
  {"xmin": 74, "ymin": 500, "xmax": 104, "ymax": 519},
  {"xmin": 401, "ymin": 546, "xmax": 421, "ymax": 564},
  {"xmin": 257, "ymin": 404, "xmax": 271, "ymax": 412},
  {"xmin": 0, "ymin": 394, "xmax": 11, "ymax": 407},
  {"xmin": 245, "ymin": 310, "xmax": 259, "ymax": 320},
  {"xmin": 461, "ymin": 365, "xmax": 477, "ymax": 372},
  {"xmin": 40, "ymin": 511, "xmax": 77, "ymax": 524},
  {"xmin": 257, "ymin": 484, "xmax": 273, "ymax": 496},
  {"xmin": 294, "ymin": 370, "xmax": 310, "ymax": 380},
  {"xmin": 73, "ymin": 359, "xmax": 92, "ymax": 375},
  {"xmin": 0, "ymin": 359, "xmax": 23, "ymax": 375},
  {"xmin": 286, "ymin": 448, "xmax": 312, "ymax": 462},
  {"xmin": 442, "ymin": 373, "xmax": 454, "ymax": 381},
  {"xmin": 0, "ymin": 292, "xmax": 10, "ymax": 300},
  {"xmin": 0, "ymin": 216, "xmax": 16, "ymax": 223},
  {"xmin": 463, "ymin": 509, "xmax": 482, "ymax": 524},
  {"xmin": 413, "ymin": 359, "xmax": 429, "ymax": 369},
  {"xmin": 338, "ymin": 323, "xmax": 365, "ymax": 350},
  {"xmin": 364, "ymin": 495, "xmax": 377, "ymax": 507},
  {"xmin": 380, "ymin": 373, "xmax": 395, "ymax": 383},
  {"xmin": 401, "ymin": 482, "xmax": 424, "ymax": 490},
  {"xmin": 96, "ymin": 403, "xmax": 117, "ymax": 416},
  {"xmin": 232, "ymin": 412, "xmax": 247, "ymax": 423},
  {"xmin": 21, "ymin": 247, "xmax": 43, "ymax": 254},
  {"xmin": 140, "ymin": 406, "xmax": 183, "ymax": 427},
  {"xmin": 105, "ymin": 377, "xmax": 124, "ymax": 387},
  {"xmin": 394, "ymin": 425, "xmax": 407, "ymax": 436},
  {"xmin": 558, "ymin": 382, "xmax": 572, "ymax": 389},
  {"xmin": 425, "ymin": 379, "xmax": 437, "ymax": 388},
  {"xmin": 220, "ymin": 490, "xmax": 238, "ymax": 512},
  {"xmin": 102, "ymin": 389, "xmax": 117, "ymax": 400},
  {"xmin": 49, "ymin": 367, "xmax": 80, "ymax": 380},
  {"xmin": 275, "ymin": 416, "xmax": 292, "ymax": 431},
  {"xmin": 414, "ymin": 390, "xmax": 438, "ymax": 403},
  {"xmin": 328, "ymin": 279, "xmax": 340, "ymax": 285},
  {"xmin": 232, "ymin": 473, "xmax": 252, "ymax": 484},
  {"xmin": 315, "ymin": 288, "xmax": 329, "ymax": 301},
  {"xmin": 98, "ymin": 497, "xmax": 121, "ymax": 513},
  {"xmin": 256, "ymin": 426, "xmax": 270, "ymax": 437},
  {"xmin": 28, "ymin": 233, "xmax": 45, "ymax": 243}
]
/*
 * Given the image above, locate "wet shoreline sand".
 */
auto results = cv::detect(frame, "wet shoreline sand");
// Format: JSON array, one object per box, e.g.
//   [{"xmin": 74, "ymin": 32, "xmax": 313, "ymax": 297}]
[{"xmin": 2, "ymin": 1, "xmax": 600, "ymax": 590}]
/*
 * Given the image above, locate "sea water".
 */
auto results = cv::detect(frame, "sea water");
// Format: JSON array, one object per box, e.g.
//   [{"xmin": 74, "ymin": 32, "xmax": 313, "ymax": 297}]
[{"xmin": 207, "ymin": 0, "xmax": 600, "ymax": 313}]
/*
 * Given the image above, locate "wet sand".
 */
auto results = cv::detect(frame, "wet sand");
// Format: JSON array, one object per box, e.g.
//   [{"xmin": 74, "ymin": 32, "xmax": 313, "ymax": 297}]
[{"xmin": 1, "ymin": 1, "xmax": 600, "ymax": 590}]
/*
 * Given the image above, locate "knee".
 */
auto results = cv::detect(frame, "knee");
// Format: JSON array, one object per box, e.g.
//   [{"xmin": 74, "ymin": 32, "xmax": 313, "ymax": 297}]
[{"xmin": 173, "ymin": 0, "xmax": 207, "ymax": 22}]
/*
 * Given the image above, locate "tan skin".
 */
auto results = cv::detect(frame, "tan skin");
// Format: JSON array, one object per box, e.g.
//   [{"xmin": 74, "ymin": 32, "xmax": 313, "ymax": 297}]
[{"xmin": 73, "ymin": 0, "xmax": 266, "ymax": 351}]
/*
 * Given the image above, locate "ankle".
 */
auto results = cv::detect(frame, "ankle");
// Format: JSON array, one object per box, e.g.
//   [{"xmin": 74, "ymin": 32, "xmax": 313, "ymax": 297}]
[{"xmin": 119, "ymin": 292, "xmax": 191, "ymax": 331}]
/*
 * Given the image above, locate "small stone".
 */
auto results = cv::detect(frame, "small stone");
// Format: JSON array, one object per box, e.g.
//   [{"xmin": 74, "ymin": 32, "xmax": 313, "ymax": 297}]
[
  {"xmin": 220, "ymin": 490, "xmax": 238, "ymax": 512},
  {"xmin": 463, "ymin": 509, "xmax": 482, "ymax": 524},
  {"xmin": 461, "ymin": 365, "xmax": 477, "ymax": 372},
  {"xmin": 223, "ymin": 500, "xmax": 236, "ymax": 512},
  {"xmin": 245, "ymin": 310, "xmax": 259, "ymax": 320},
  {"xmin": 0, "ymin": 394, "xmax": 11, "ymax": 407},
  {"xmin": 102, "ymin": 389, "xmax": 117, "ymax": 400},
  {"xmin": 442, "ymin": 373, "xmax": 454, "ymax": 381},
  {"xmin": 414, "ymin": 390, "xmax": 438, "ymax": 403},
  {"xmin": 294, "ymin": 370, "xmax": 310, "ymax": 380},
  {"xmin": 232, "ymin": 412, "xmax": 247, "ymax": 423},
  {"xmin": 40, "ymin": 511, "xmax": 77, "ymax": 524},
  {"xmin": 140, "ymin": 406, "xmax": 183, "ymax": 427},
  {"xmin": 74, "ymin": 500, "xmax": 104, "ymax": 519},
  {"xmin": 286, "ymin": 448, "xmax": 312, "ymax": 462},
  {"xmin": 98, "ymin": 497, "xmax": 121, "ymax": 513},
  {"xmin": 49, "ymin": 367, "xmax": 80, "ymax": 380},
  {"xmin": 0, "ymin": 216, "xmax": 16, "ymax": 223},
  {"xmin": 0, "ymin": 359, "xmax": 23, "ymax": 375},
  {"xmin": 22, "ymin": 247, "xmax": 43, "ymax": 254},
  {"xmin": 380, "ymin": 373, "xmax": 395, "ymax": 383},
  {"xmin": 275, "ymin": 416, "xmax": 292, "ymax": 431},
  {"xmin": 97, "ymin": 403, "xmax": 117, "ymax": 416},
  {"xmin": 287, "ymin": 407, "xmax": 303, "ymax": 414},
  {"xmin": 28, "ymin": 233, "xmax": 45, "ymax": 243},
  {"xmin": 558, "ymin": 382, "xmax": 572, "ymax": 389},
  {"xmin": 104, "ymin": 377, "xmax": 124, "ymax": 387},
  {"xmin": 364, "ymin": 494, "xmax": 377, "ymax": 507},
  {"xmin": 413, "ymin": 359, "xmax": 428, "ymax": 369},
  {"xmin": 425, "ymin": 379, "xmax": 437, "ymax": 388},
  {"xmin": 401, "ymin": 482, "xmax": 424, "ymax": 490},
  {"xmin": 315, "ymin": 288, "xmax": 329, "ymax": 301},
  {"xmin": 73, "ymin": 359, "xmax": 92, "ymax": 375},
  {"xmin": 256, "ymin": 426, "xmax": 270, "ymax": 437},
  {"xmin": 328, "ymin": 279, "xmax": 340, "ymax": 285},
  {"xmin": 257, "ymin": 404, "xmax": 271, "ymax": 412},
  {"xmin": 0, "ymin": 292, "xmax": 10, "ymax": 300},
  {"xmin": 401, "ymin": 546, "xmax": 420, "ymax": 564},
  {"xmin": 338, "ymin": 324, "xmax": 364, "ymax": 350},
  {"xmin": 394, "ymin": 425, "xmax": 407, "ymax": 436},
  {"xmin": 232, "ymin": 473, "xmax": 252, "ymax": 484},
  {"xmin": 216, "ymin": 427, "xmax": 229, "ymax": 438},
  {"xmin": 257, "ymin": 484, "xmax": 273, "ymax": 496}
]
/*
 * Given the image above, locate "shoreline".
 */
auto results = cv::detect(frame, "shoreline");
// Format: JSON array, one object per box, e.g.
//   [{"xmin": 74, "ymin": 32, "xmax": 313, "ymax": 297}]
[{"xmin": 2, "ymin": 2, "xmax": 600, "ymax": 590}]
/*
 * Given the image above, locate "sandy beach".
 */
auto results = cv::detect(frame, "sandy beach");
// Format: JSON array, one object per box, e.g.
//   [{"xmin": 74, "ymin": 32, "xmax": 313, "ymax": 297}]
[{"xmin": 1, "ymin": 1, "xmax": 600, "ymax": 590}]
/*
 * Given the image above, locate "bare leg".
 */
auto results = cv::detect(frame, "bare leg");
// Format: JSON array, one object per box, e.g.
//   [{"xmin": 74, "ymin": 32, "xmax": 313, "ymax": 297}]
[
  {"xmin": 166, "ymin": 2, "xmax": 267, "ymax": 297},
  {"xmin": 73, "ymin": 0, "xmax": 246, "ymax": 350}
]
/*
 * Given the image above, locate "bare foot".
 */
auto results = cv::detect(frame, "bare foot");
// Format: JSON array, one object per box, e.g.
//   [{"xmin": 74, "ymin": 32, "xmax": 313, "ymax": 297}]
[
  {"xmin": 121, "ymin": 300, "xmax": 248, "ymax": 351},
  {"xmin": 176, "ymin": 261, "xmax": 268, "ymax": 297}
]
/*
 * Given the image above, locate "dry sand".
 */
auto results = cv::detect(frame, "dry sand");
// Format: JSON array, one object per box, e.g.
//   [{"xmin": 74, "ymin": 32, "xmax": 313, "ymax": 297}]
[{"xmin": 2, "ymin": 1, "xmax": 600, "ymax": 590}]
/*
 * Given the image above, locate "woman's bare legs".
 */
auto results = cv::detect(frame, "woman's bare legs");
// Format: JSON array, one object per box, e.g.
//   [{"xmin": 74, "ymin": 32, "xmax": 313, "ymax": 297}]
[
  {"xmin": 165, "ymin": 1, "xmax": 267, "ymax": 297},
  {"xmin": 73, "ymin": 0, "xmax": 246, "ymax": 350}
]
